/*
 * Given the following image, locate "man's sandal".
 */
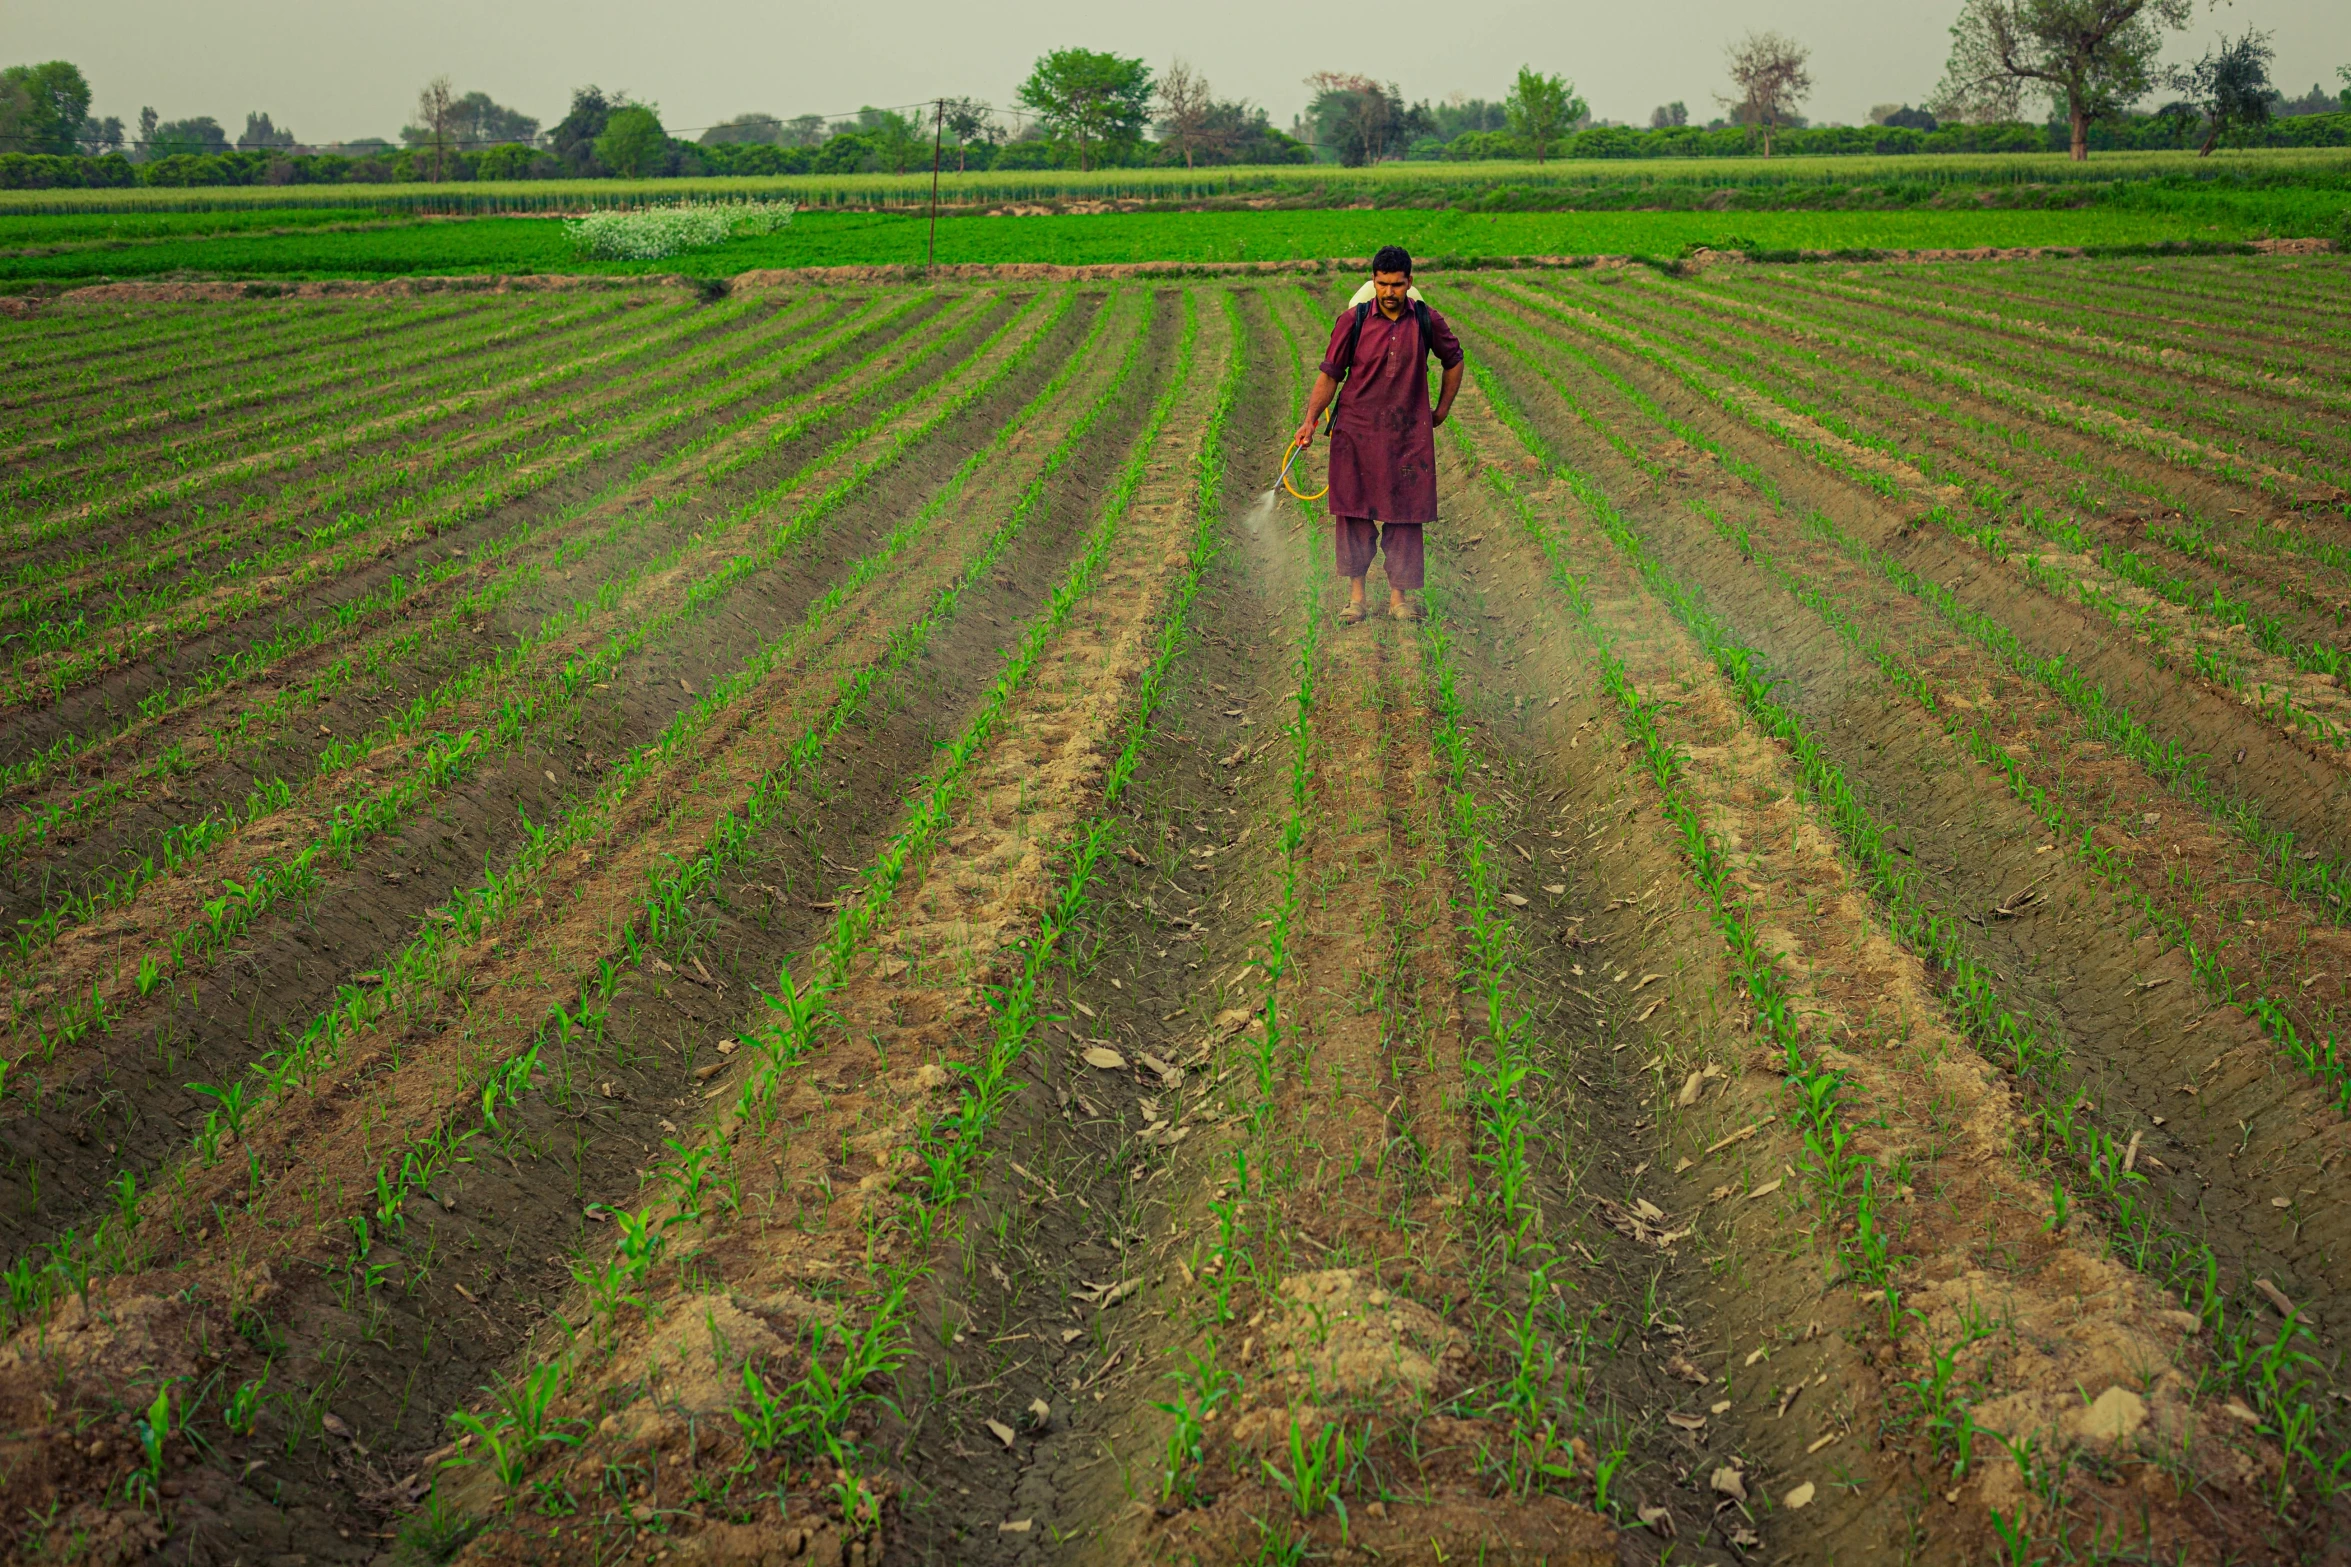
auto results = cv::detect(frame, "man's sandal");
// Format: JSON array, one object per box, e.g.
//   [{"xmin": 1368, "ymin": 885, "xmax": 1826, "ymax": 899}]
[
  {"xmin": 1389, "ymin": 601, "xmax": 1424, "ymax": 623},
  {"xmin": 1338, "ymin": 603, "xmax": 1368, "ymax": 624}
]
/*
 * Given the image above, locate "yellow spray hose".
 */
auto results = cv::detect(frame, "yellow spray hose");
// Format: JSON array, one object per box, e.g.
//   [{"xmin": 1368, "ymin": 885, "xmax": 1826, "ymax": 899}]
[{"xmin": 1279, "ymin": 438, "xmax": 1328, "ymax": 502}]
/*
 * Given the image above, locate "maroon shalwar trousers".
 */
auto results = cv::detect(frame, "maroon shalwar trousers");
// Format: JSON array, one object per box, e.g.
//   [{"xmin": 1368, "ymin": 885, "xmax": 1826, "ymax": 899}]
[{"xmin": 1334, "ymin": 517, "xmax": 1423, "ymax": 590}]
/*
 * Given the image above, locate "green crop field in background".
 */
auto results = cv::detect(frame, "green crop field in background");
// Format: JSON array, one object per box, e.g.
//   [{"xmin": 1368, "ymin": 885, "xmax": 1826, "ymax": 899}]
[
  {"xmin": 0, "ymin": 207, "xmax": 410, "ymax": 246},
  {"xmin": 0, "ymin": 199, "xmax": 2334, "ymax": 286},
  {"xmin": 3, "ymin": 146, "xmax": 2347, "ymax": 217}
]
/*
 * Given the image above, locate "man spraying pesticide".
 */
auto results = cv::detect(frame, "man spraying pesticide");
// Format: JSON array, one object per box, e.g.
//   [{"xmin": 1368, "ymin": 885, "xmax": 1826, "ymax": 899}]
[{"xmin": 1283, "ymin": 245, "xmax": 1466, "ymax": 623}]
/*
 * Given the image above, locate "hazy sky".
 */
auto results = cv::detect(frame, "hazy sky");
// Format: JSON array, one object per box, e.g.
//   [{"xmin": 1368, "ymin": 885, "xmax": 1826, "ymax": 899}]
[{"xmin": 17, "ymin": 0, "xmax": 2350, "ymax": 145}]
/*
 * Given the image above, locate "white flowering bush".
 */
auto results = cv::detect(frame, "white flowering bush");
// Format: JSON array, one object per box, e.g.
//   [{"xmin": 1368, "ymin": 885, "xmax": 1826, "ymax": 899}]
[{"xmin": 565, "ymin": 200, "xmax": 796, "ymax": 261}]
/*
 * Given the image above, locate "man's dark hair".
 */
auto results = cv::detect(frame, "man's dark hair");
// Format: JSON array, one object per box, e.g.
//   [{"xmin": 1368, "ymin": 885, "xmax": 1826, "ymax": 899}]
[{"xmin": 1371, "ymin": 244, "xmax": 1413, "ymax": 277}]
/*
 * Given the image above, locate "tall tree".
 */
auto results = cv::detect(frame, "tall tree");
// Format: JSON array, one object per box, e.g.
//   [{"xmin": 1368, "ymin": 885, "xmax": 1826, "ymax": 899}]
[
  {"xmin": 1504, "ymin": 66, "xmax": 1585, "ymax": 163},
  {"xmin": 550, "ymin": 87, "xmax": 619, "ymax": 175},
  {"xmin": 857, "ymin": 108, "xmax": 925, "ymax": 174},
  {"xmin": 1303, "ymin": 72, "xmax": 1407, "ymax": 165},
  {"xmin": 148, "ymin": 117, "xmax": 229, "ymax": 157},
  {"xmin": 702, "ymin": 113, "xmax": 783, "ymax": 146},
  {"xmin": 415, "ymin": 75, "xmax": 456, "ymax": 181},
  {"xmin": 1155, "ymin": 59, "xmax": 1224, "ymax": 170},
  {"xmin": 79, "ymin": 114, "xmax": 124, "ymax": 155},
  {"xmin": 1719, "ymin": 31, "xmax": 1813, "ymax": 156},
  {"xmin": 1017, "ymin": 48, "xmax": 1153, "ymax": 171},
  {"xmin": 0, "ymin": 61, "xmax": 93, "ymax": 155},
  {"xmin": 2179, "ymin": 29, "xmax": 2274, "ymax": 156},
  {"xmin": 1650, "ymin": 101, "xmax": 1690, "ymax": 128},
  {"xmin": 237, "ymin": 112, "xmax": 294, "ymax": 151},
  {"xmin": 451, "ymin": 92, "xmax": 537, "ymax": 147},
  {"xmin": 1932, "ymin": 0, "xmax": 2192, "ymax": 161},
  {"xmin": 941, "ymin": 98, "xmax": 996, "ymax": 172},
  {"xmin": 0, "ymin": 75, "xmax": 32, "ymax": 156},
  {"xmin": 594, "ymin": 105, "xmax": 668, "ymax": 178},
  {"xmin": 1197, "ymin": 101, "xmax": 1309, "ymax": 165}
]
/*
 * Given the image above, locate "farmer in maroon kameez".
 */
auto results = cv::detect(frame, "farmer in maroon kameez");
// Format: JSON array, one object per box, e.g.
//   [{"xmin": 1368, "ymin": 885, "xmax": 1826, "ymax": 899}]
[{"xmin": 1292, "ymin": 245, "xmax": 1466, "ymax": 623}]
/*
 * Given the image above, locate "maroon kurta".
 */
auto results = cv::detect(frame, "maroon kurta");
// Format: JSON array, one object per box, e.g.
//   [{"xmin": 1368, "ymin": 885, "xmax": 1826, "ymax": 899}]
[{"xmin": 1320, "ymin": 303, "xmax": 1464, "ymax": 523}]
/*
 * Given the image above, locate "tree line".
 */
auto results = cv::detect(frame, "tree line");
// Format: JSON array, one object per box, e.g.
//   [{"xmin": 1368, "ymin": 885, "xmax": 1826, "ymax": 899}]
[{"xmin": 3, "ymin": 17, "xmax": 2347, "ymax": 191}]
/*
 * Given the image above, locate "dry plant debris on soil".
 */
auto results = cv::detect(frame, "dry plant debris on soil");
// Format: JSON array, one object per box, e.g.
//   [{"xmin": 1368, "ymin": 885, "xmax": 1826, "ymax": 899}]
[{"xmin": 0, "ymin": 254, "xmax": 2347, "ymax": 1567}]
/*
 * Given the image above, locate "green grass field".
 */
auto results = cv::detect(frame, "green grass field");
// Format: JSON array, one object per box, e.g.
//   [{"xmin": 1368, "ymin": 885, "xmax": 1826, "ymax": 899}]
[{"xmin": 0, "ymin": 200, "xmax": 2332, "ymax": 284}]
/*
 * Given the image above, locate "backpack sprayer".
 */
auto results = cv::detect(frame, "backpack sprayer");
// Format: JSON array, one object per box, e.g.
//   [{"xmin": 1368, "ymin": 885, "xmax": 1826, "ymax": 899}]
[{"xmin": 1274, "ymin": 280, "xmax": 1429, "ymax": 503}]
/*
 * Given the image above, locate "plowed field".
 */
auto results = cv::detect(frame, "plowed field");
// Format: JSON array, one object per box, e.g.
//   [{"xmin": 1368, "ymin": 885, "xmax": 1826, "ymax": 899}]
[{"xmin": 1, "ymin": 254, "xmax": 2348, "ymax": 1567}]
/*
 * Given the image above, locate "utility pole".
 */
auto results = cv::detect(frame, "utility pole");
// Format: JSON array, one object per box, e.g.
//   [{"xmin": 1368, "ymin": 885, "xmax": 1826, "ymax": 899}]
[{"xmin": 927, "ymin": 99, "xmax": 944, "ymax": 268}]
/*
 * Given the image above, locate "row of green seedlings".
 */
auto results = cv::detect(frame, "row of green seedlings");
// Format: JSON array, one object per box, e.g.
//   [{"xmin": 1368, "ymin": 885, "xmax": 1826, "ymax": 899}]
[
  {"xmin": 213, "ymin": 291, "xmax": 1139, "ymax": 1459},
  {"xmin": 1556, "ymin": 279, "xmax": 2351, "ymax": 733},
  {"xmin": 0, "ymin": 293, "xmax": 559, "ymax": 523},
  {"xmin": 1593, "ymin": 276, "xmax": 2349, "ymax": 641},
  {"xmin": 3, "ymin": 303, "xmax": 345, "ymax": 399},
  {"xmin": 0, "ymin": 303, "xmax": 765, "ymax": 674},
  {"xmin": 1918, "ymin": 265, "xmax": 2351, "ymax": 395},
  {"xmin": 1769, "ymin": 272, "xmax": 2351, "ymax": 532},
  {"xmin": 13, "ymin": 293, "xmax": 604, "ymax": 465},
  {"xmin": 1943, "ymin": 260, "xmax": 2345, "ymax": 343},
  {"xmin": 1, "ymin": 298, "xmax": 393, "ymax": 407},
  {"xmin": 0, "ymin": 293, "xmax": 722, "ymax": 641},
  {"xmin": 0, "ymin": 290, "xmax": 707, "ymax": 596},
  {"xmin": 3, "ymin": 291, "xmax": 527, "ymax": 446},
  {"xmin": 1592, "ymin": 419, "xmax": 2351, "ymax": 1513},
  {"xmin": 1460, "ymin": 292, "xmax": 2351, "ymax": 1073},
  {"xmin": 1492, "ymin": 279, "xmax": 2351, "ymax": 754},
  {"xmin": 1783, "ymin": 289, "xmax": 2337, "ymax": 495},
  {"xmin": 0, "ymin": 290, "xmax": 1055, "ymax": 1075},
  {"xmin": 1527, "ymin": 292, "xmax": 2351, "ymax": 1099},
  {"xmin": 1456, "ymin": 410, "xmax": 2011, "ymax": 1515},
  {"xmin": 1, "ymin": 288, "xmax": 962, "ymax": 697},
  {"xmin": 1462, "ymin": 373, "xmax": 2349, "ymax": 1523},
  {"xmin": 0, "ymin": 289, "xmax": 1021, "ymax": 998},
  {"xmin": 1450, "ymin": 392, "xmax": 1906, "ymax": 1330},
  {"xmin": 4, "ymin": 285, "xmax": 1113, "ymax": 1467},
  {"xmin": 283, "ymin": 282, "xmax": 1112, "ymax": 1199},
  {"xmin": 1684, "ymin": 268, "xmax": 2346, "ymax": 499},
  {"xmin": 1799, "ymin": 271, "xmax": 2351, "ymax": 421},
  {"xmin": 1465, "ymin": 292, "xmax": 2333, "ymax": 1098},
  {"xmin": 1715, "ymin": 473, "xmax": 2351, "ymax": 1120},
  {"xmin": 1, "ymin": 297, "xmax": 501, "ymax": 502},
  {"xmin": 0, "ymin": 287, "xmax": 1110, "ymax": 1331},
  {"xmin": 0, "ymin": 291, "xmax": 935, "ymax": 842},
  {"xmin": 1253, "ymin": 292, "xmax": 1329, "ymax": 1137},
  {"xmin": 0, "ymin": 288, "xmax": 934, "ymax": 795},
  {"xmin": 0, "ymin": 290, "xmax": 936, "ymax": 690},
  {"xmin": 9, "ymin": 289, "xmax": 749, "ymax": 550},
  {"xmin": 1413, "ymin": 588, "xmax": 1631, "ymax": 1517},
  {"xmin": 1152, "ymin": 288, "xmax": 1337, "ymax": 1535},
  {"xmin": 444, "ymin": 288, "xmax": 1207, "ymax": 1541},
  {"xmin": 1681, "ymin": 277, "xmax": 2351, "ymax": 575}
]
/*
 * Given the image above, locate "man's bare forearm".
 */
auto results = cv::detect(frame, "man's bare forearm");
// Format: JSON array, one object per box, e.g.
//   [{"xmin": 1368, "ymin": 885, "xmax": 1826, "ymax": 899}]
[{"xmin": 1294, "ymin": 371, "xmax": 1341, "ymax": 445}]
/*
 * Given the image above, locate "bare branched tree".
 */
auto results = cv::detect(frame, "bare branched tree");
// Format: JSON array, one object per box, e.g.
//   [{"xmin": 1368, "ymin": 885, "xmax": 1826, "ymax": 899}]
[
  {"xmin": 1932, "ymin": 0, "xmax": 2191, "ymax": 161},
  {"xmin": 415, "ymin": 75, "xmax": 455, "ymax": 182},
  {"xmin": 1718, "ymin": 32, "xmax": 1812, "ymax": 156},
  {"xmin": 1155, "ymin": 59, "xmax": 1223, "ymax": 170}
]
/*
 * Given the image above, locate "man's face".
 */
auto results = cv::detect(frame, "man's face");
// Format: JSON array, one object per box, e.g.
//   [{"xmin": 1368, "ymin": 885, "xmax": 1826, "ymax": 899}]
[{"xmin": 1372, "ymin": 270, "xmax": 1412, "ymax": 317}]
